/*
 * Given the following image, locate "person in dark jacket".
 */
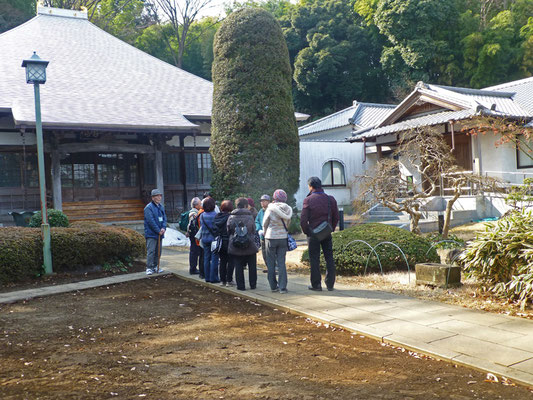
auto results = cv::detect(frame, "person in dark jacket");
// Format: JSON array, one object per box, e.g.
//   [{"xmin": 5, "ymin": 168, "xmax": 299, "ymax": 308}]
[
  {"xmin": 187, "ymin": 197, "xmax": 202, "ymax": 275},
  {"xmin": 214, "ymin": 200, "xmax": 234, "ymax": 286},
  {"xmin": 300, "ymin": 177, "xmax": 339, "ymax": 291},
  {"xmin": 144, "ymin": 188, "xmax": 167, "ymax": 275},
  {"xmin": 227, "ymin": 197, "xmax": 258, "ymax": 290},
  {"xmin": 199, "ymin": 196, "xmax": 219, "ymax": 283}
]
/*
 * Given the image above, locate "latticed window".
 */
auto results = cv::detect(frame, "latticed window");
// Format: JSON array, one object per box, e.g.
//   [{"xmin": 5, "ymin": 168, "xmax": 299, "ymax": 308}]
[
  {"xmin": 185, "ymin": 152, "xmax": 212, "ymax": 185},
  {"xmin": 0, "ymin": 152, "xmax": 39, "ymax": 188},
  {"xmin": 163, "ymin": 153, "xmax": 181, "ymax": 184},
  {"xmin": 0, "ymin": 153, "xmax": 21, "ymax": 187},
  {"xmin": 322, "ymin": 160, "xmax": 346, "ymax": 186}
]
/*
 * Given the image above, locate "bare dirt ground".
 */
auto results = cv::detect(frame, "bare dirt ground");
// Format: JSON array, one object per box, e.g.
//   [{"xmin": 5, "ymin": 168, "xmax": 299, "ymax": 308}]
[{"xmin": 1, "ymin": 275, "xmax": 533, "ymax": 399}]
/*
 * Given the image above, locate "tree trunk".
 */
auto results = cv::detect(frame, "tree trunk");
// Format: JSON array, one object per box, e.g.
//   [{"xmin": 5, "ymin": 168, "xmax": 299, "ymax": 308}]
[
  {"xmin": 442, "ymin": 192, "xmax": 460, "ymax": 239},
  {"xmin": 409, "ymin": 210, "xmax": 422, "ymax": 235}
]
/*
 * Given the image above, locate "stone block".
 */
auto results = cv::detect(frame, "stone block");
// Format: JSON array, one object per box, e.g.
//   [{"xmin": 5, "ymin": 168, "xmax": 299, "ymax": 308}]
[{"xmin": 415, "ymin": 263, "xmax": 461, "ymax": 288}]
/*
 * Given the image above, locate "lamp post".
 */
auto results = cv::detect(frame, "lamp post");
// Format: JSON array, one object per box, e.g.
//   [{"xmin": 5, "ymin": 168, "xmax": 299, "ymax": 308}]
[{"xmin": 22, "ymin": 52, "xmax": 52, "ymax": 275}]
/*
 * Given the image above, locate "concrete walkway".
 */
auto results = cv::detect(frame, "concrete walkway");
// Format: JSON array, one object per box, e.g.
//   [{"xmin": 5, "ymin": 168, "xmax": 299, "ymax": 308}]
[{"xmin": 2, "ymin": 249, "xmax": 533, "ymax": 387}]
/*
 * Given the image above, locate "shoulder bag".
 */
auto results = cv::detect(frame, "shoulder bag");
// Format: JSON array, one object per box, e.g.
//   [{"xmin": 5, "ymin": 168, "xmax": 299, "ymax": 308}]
[
  {"xmin": 281, "ymin": 219, "xmax": 297, "ymax": 251},
  {"xmin": 311, "ymin": 194, "xmax": 332, "ymax": 241}
]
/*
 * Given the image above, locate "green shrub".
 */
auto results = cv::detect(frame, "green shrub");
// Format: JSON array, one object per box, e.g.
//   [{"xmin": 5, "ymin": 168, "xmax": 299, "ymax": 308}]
[
  {"xmin": 289, "ymin": 209, "xmax": 301, "ymax": 234},
  {"xmin": 29, "ymin": 209, "xmax": 69, "ymax": 227},
  {"xmin": 0, "ymin": 228, "xmax": 43, "ymax": 283},
  {"xmin": 423, "ymin": 233, "xmax": 465, "ymax": 249},
  {"xmin": 459, "ymin": 210, "xmax": 533, "ymax": 309},
  {"xmin": 0, "ymin": 225, "xmax": 146, "ymax": 284},
  {"xmin": 301, "ymin": 223, "xmax": 439, "ymax": 275}
]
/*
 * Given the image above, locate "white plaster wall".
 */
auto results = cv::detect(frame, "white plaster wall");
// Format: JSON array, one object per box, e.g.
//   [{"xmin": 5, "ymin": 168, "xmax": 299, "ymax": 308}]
[
  {"xmin": 0, "ymin": 131, "xmax": 36, "ymax": 145},
  {"xmin": 295, "ymin": 141, "xmax": 365, "ymax": 208},
  {"xmin": 479, "ymin": 134, "xmax": 533, "ymax": 184}
]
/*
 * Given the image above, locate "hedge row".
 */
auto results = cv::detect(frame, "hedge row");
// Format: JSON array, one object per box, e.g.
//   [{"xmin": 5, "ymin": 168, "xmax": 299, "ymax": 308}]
[
  {"xmin": 0, "ymin": 222, "xmax": 146, "ymax": 284},
  {"xmin": 301, "ymin": 223, "xmax": 439, "ymax": 275}
]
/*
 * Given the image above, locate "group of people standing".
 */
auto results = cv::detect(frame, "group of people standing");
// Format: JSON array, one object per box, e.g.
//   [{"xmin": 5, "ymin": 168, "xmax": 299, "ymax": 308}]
[{"xmin": 144, "ymin": 176, "xmax": 339, "ymax": 293}]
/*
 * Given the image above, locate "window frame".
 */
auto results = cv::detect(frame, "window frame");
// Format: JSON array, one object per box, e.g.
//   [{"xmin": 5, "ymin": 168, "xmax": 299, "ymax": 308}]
[{"xmin": 321, "ymin": 159, "xmax": 346, "ymax": 187}]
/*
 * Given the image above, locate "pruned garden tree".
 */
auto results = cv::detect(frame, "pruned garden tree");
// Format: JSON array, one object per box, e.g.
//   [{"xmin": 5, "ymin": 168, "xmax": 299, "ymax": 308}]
[
  {"xmin": 357, "ymin": 127, "xmax": 501, "ymax": 237},
  {"xmin": 210, "ymin": 7, "xmax": 299, "ymax": 202}
]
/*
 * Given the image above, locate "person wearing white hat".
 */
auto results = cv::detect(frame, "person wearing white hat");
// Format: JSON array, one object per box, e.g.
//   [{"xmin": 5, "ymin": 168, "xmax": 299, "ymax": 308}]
[{"xmin": 144, "ymin": 188, "xmax": 167, "ymax": 275}]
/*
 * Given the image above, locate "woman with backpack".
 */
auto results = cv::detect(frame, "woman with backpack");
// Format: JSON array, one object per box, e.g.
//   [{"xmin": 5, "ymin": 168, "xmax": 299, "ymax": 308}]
[
  {"xmin": 227, "ymin": 197, "xmax": 258, "ymax": 291},
  {"xmin": 214, "ymin": 200, "xmax": 234, "ymax": 287},
  {"xmin": 262, "ymin": 189, "xmax": 293, "ymax": 294},
  {"xmin": 199, "ymin": 197, "xmax": 220, "ymax": 283}
]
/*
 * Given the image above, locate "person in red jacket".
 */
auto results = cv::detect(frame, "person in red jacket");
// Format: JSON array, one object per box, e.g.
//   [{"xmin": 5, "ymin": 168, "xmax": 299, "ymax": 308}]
[{"xmin": 300, "ymin": 176, "xmax": 339, "ymax": 291}]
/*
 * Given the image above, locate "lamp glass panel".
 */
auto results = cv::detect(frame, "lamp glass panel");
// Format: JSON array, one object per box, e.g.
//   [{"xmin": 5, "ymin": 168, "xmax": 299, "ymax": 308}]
[{"xmin": 26, "ymin": 63, "xmax": 46, "ymax": 83}]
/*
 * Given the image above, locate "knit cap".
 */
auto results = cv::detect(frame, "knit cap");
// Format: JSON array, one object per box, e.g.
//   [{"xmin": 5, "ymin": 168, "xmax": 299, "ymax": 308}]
[{"xmin": 273, "ymin": 189, "xmax": 287, "ymax": 203}]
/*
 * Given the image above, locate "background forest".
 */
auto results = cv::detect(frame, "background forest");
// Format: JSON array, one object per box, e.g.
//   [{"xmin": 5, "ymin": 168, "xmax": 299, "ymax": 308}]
[{"xmin": 1, "ymin": 0, "xmax": 532, "ymax": 119}]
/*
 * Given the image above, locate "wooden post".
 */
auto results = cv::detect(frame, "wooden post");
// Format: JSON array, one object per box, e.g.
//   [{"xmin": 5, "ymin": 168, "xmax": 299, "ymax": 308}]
[
  {"xmin": 155, "ymin": 139, "xmax": 164, "ymax": 202},
  {"xmin": 51, "ymin": 144, "xmax": 62, "ymax": 211},
  {"xmin": 179, "ymin": 135, "xmax": 188, "ymax": 210}
]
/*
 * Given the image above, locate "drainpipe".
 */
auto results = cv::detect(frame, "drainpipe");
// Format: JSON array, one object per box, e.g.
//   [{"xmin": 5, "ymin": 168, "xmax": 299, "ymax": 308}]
[{"xmin": 449, "ymin": 121, "xmax": 455, "ymax": 150}]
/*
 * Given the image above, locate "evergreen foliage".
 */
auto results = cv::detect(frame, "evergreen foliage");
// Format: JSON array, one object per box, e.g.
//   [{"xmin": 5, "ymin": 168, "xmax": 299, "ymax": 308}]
[
  {"xmin": 211, "ymin": 8, "xmax": 299, "ymax": 201},
  {"xmin": 301, "ymin": 223, "xmax": 439, "ymax": 275}
]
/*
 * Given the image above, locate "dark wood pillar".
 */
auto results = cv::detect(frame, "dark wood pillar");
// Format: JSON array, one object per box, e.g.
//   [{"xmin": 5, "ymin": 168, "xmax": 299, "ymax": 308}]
[
  {"xmin": 155, "ymin": 138, "xmax": 164, "ymax": 201},
  {"xmin": 180, "ymin": 135, "xmax": 188, "ymax": 210},
  {"xmin": 51, "ymin": 135, "xmax": 62, "ymax": 211}
]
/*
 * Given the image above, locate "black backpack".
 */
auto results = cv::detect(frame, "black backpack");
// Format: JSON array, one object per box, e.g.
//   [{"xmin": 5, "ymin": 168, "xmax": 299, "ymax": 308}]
[
  {"xmin": 187, "ymin": 213, "xmax": 199, "ymax": 237},
  {"xmin": 232, "ymin": 221, "xmax": 250, "ymax": 249}
]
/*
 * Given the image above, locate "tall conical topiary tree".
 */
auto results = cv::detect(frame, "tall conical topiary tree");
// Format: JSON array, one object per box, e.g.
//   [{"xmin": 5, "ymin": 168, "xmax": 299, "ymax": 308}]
[{"xmin": 210, "ymin": 7, "xmax": 299, "ymax": 202}]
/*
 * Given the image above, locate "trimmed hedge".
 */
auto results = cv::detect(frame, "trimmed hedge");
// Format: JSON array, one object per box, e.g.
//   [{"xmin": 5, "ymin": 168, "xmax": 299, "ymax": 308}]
[
  {"xmin": 301, "ymin": 223, "xmax": 439, "ymax": 275},
  {"xmin": 29, "ymin": 209, "xmax": 69, "ymax": 227},
  {"xmin": 0, "ymin": 223, "xmax": 146, "ymax": 284}
]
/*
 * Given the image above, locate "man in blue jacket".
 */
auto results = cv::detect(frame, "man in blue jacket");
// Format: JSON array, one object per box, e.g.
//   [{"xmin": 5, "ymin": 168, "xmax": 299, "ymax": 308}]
[{"xmin": 144, "ymin": 189, "xmax": 167, "ymax": 275}]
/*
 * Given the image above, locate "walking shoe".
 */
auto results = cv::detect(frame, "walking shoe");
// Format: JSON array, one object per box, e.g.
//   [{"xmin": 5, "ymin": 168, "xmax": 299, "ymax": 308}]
[
  {"xmin": 157, "ymin": 268, "xmax": 164, "ymax": 273},
  {"xmin": 279, "ymin": 289, "xmax": 288, "ymax": 294},
  {"xmin": 271, "ymin": 286, "xmax": 279, "ymax": 292},
  {"xmin": 189, "ymin": 270, "xmax": 200, "ymax": 275},
  {"xmin": 250, "ymin": 285, "xmax": 256, "ymax": 290},
  {"xmin": 226, "ymin": 281, "xmax": 234, "ymax": 287},
  {"xmin": 199, "ymin": 275, "xmax": 205, "ymax": 279},
  {"xmin": 308, "ymin": 285, "xmax": 322, "ymax": 291},
  {"xmin": 221, "ymin": 282, "xmax": 226, "ymax": 286},
  {"xmin": 262, "ymin": 269, "xmax": 268, "ymax": 273},
  {"xmin": 327, "ymin": 287, "xmax": 334, "ymax": 291},
  {"xmin": 146, "ymin": 269, "xmax": 154, "ymax": 275}
]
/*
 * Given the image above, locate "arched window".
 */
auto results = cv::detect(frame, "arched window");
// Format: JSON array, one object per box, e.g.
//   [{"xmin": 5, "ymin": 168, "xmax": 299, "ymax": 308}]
[{"xmin": 322, "ymin": 160, "xmax": 346, "ymax": 186}]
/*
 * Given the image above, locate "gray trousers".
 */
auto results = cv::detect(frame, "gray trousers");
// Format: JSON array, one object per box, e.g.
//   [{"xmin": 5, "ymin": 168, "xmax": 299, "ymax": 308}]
[
  {"xmin": 146, "ymin": 237, "xmax": 161, "ymax": 271},
  {"xmin": 265, "ymin": 238, "xmax": 287, "ymax": 291}
]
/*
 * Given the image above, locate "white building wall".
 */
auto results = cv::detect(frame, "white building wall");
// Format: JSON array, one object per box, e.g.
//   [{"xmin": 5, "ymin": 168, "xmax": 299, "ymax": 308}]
[
  {"xmin": 478, "ymin": 133, "xmax": 533, "ymax": 184},
  {"xmin": 295, "ymin": 141, "xmax": 365, "ymax": 208}
]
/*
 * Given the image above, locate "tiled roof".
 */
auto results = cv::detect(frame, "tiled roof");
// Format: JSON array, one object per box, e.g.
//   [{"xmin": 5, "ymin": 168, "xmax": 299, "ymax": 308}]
[
  {"xmin": 347, "ymin": 109, "xmax": 475, "ymax": 142},
  {"xmin": 348, "ymin": 79, "xmax": 533, "ymax": 142},
  {"xmin": 298, "ymin": 102, "xmax": 394, "ymax": 137},
  {"xmin": 0, "ymin": 7, "xmax": 213, "ymax": 131},
  {"xmin": 484, "ymin": 77, "xmax": 533, "ymax": 115}
]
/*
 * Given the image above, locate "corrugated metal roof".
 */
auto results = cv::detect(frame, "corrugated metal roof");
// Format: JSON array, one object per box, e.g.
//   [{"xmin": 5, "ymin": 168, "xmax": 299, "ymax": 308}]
[
  {"xmin": 350, "ymin": 103, "xmax": 395, "ymax": 128},
  {"xmin": 299, "ymin": 102, "xmax": 394, "ymax": 137},
  {"xmin": 298, "ymin": 105, "xmax": 357, "ymax": 136}
]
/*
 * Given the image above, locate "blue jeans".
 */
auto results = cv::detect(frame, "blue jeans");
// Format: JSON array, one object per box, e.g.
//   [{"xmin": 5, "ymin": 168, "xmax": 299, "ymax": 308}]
[
  {"xmin": 265, "ymin": 238, "xmax": 287, "ymax": 291},
  {"xmin": 202, "ymin": 241, "xmax": 220, "ymax": 282}
]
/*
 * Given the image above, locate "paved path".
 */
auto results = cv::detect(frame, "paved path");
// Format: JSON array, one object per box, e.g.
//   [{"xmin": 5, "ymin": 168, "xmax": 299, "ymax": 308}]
[{"xmin": 2, "ymin": 249, "xmax": 533, "ymax": 387}]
